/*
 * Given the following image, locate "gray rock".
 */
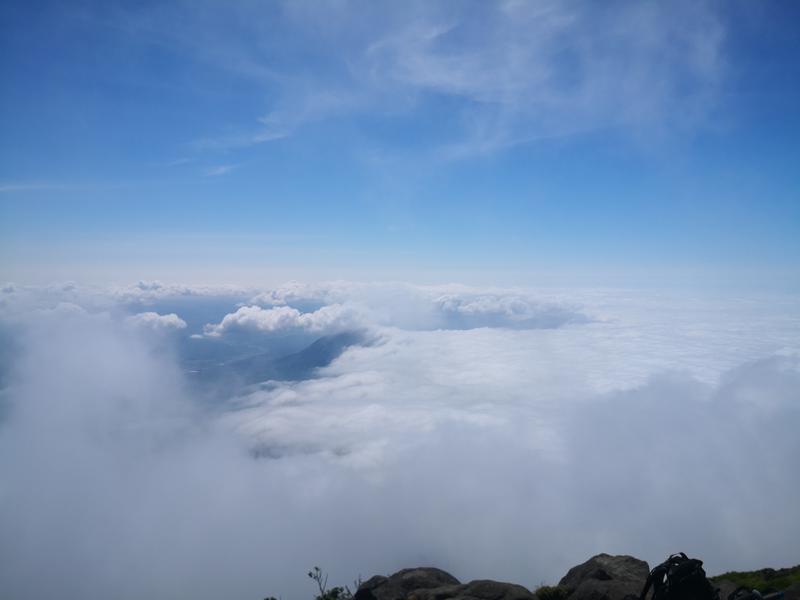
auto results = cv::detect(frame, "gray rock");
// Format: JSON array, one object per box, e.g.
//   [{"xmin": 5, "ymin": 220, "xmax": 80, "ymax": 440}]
[
  {"xmin": 460, "ymin": 579, "xmax": 537, "ymax": 600},
  {"xmin": 407, "ymin": 583, "xmax": 465, "ymax": 600},
  {"xmin": 411, "ymin": 579, "xmax": 536, "ymax": 600},
  {"xmin": 558, "ymin": 554, "xmax": 650, "ymax": 600},
  {"xmin": 354, "ymin": 568, "xmax": 536, "ymax": 600},
  {"xmin": 354, "ymin": 568, "xmax": 461, "ymax": 600},
  {"xmin": 713, "ymin": 579, "xmax": 739, "ymax": 600}
]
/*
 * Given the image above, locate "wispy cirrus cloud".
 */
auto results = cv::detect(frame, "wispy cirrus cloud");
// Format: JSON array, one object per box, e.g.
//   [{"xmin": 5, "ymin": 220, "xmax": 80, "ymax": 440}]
[
  {"xmin": 191, "ymin": 130, "xmax": 288, "ymax": 152},
  {"xmin": 0, "ymin": 181, "xmax": 134, "ymax": 194},
  {"xmin": 96, "ymin": 1, "xmax": 728, "ymax": 158},
  {"xmin": 203, "ymin": 164, "xmax": 239, "ymax": 177},
  {"xmin": 359, "ymin": 0, "xmax": 726, "ymax": 155},
  {"xmin": 0, "ymin": 182, "xmax": 80, "ymax": 193}
]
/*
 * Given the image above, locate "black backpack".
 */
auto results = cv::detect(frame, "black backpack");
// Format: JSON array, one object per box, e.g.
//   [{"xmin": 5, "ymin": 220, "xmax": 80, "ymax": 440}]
[{"xmin": 640, "ymin": 553, "xmax": 720, "ymax": 600}]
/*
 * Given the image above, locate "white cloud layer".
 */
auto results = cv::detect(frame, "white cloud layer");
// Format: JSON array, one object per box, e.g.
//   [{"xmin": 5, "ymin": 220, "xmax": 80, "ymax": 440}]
[
  {"xmin": 203, "ymin": 303, "xmax": 362, "ymax": 337},
  {"xmin": 242, "ymin": 281, "xmax": 588, "ymax": 333},
  {"xmin": 126, "ymin": 311, "xmax": 188, "ymax": 332},
  {"xmin": 112, "ymin": 280, "xmax": 252, "ymax": 303},
  {"xmin": 1, "ymin": 282, "xmax": 799, "ymax": 600}
]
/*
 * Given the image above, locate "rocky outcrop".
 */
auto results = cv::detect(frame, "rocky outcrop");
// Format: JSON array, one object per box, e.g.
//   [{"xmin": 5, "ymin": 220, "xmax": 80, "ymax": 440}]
[
  {"xmin": 413, "ymin": 579, "xmax": 537, "ymax": 600},
  {"xmin": 354, "ymin": 568, "xmax": 461, "ymax": 600},
  {"xmin": 353, "ymin": 568, "xmax": 536, "ymax": 600},
  {"xmin": 557, "ymin": 554, "xmax": 649, "ymax": 600},
  {"xmin": 353, "ymin": 556, "xmax": 800, "ymax": 600}
]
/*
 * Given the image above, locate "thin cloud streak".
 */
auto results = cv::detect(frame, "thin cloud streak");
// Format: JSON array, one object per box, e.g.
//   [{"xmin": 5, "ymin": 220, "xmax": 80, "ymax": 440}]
[
  {"xmin": 204, "ymin": 164, "xmax": 239, "ymax": 177},
  {"xmin": 0, "ymin": 182, "xmax": 82, "ymax": 193},
  {"xmin": 92, "ymin": 1, "xmax": 728, "ymax": 158}
]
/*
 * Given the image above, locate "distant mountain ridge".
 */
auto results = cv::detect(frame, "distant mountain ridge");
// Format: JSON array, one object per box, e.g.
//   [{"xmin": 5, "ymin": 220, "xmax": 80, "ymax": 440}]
[
  {"xmin": 247, "ymin": 330, "xmax": 365, "ymax": 383},
  {"xmin": 188, "ymin": 330, "xmax": 365, "ymax": 389}
]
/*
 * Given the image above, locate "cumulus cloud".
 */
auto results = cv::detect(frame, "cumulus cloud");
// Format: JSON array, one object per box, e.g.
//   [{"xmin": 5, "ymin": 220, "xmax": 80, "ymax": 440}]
[
  {"xmin": 203, "ymin": 303, "xmax": 362, "ymax": 337},
  {"xmin": 112, "ymin": 280, "xmax": 252, "ymax": 304},
  {"xmin": 1, "ymin": 282, "xmax": 799, "ymax": 600},
  {"xmin": 250, "ymin": 280, "xmax": 341, "ymax": 308},
  {"xmin": 246, "ymin": 281, "xmax": 588, "ymax": 332},
  {"xmin": 433, "ymin": 293, "xmax": 587, "ymax": 329},
  {"xmin": 126, "ymin": 311, "xmax": 188, "ymax": 332},
  {"xmin": 37, "ymin": 301, "xmax": 90, "ymax": 318}
]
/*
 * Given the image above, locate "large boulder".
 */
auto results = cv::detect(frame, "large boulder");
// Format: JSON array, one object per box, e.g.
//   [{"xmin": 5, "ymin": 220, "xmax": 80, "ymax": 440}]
[
  {"xmin": 455, "ymin": 579, "xmax": 537, "ymax": 600},
  {"xmin": 412, "ymin": 579, "xmax": 537, "ymax": 600},
  {"xmin": 558, "ymin": 554, "xmax": 650, "ymax": 600},
  {"xmin": 354, "ymin": 568, "xmax": 461, "ymax": 600},
  {"xmin": 354, "ymin": 568, "xmax": 536, "ymax": 600}
]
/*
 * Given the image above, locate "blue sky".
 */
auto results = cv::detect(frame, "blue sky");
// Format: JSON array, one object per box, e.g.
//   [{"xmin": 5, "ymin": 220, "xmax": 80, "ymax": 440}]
[{"xmin": 1, "ymin": 0, "xmax": 799, "ymax": 287}]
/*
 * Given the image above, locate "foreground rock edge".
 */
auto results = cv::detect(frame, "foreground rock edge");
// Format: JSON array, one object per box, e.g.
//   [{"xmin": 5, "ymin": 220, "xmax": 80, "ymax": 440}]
[{"xmin": 350, "ymin": 556, "xmax": 800, "ymax": 600}]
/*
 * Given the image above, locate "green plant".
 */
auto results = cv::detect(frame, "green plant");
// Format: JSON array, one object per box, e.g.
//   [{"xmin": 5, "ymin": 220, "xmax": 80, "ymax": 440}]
[
  {"xmin": 710, "ymin": 566, "xmax": 800, "ymax": 595},
  {"xmin": 535, "ymin": 584, "xmax": 571, "ymax": 600},
  {"xmin": 308, "ymin": 566, "xmax": 361, "ymax": 600}
]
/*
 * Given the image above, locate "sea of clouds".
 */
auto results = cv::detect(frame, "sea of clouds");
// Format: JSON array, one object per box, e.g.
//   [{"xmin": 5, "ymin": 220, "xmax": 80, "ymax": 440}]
[{"xmin": 0, "ymin": 280, "xmax": 798, "ymax": 600}]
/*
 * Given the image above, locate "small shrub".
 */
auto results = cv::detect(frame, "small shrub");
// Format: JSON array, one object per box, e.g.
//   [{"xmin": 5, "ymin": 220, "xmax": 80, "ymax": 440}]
[
  {"xmin": 710, "ymin": 566, "xmax": 800, "ymax": 595},
  {"xmin": 308, "ymin": 566, "xmax": 360, "ymax": 600},
  {"xmin": 535, "ymin": 584, "xmax": 571, "ymax": 600}
]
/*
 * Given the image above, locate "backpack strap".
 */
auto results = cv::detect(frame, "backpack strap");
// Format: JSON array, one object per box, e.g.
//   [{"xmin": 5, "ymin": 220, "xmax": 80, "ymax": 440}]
[
  {"xmin": 641, "ymin": 553, "xmax": 694, "ymax": 600},
  {"xmin": 640, "ymin": 564, "xmax": 668, "ymax": 600}
]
